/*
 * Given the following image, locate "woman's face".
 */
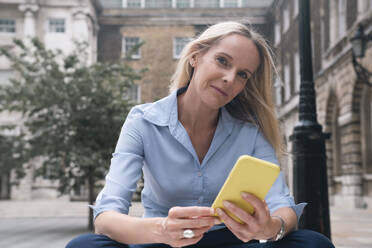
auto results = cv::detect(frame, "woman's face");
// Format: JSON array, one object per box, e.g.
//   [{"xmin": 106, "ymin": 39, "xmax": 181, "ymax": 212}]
[{"xmin": 190, "ymin": 34, "xmax": 260, "ymax": 110}]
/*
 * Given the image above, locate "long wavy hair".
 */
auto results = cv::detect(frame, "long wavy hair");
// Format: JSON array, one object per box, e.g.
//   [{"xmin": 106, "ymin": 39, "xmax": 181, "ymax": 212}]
[{"xmin": 169, "ymin": 21, "xmax": 284, "ymax": 158}]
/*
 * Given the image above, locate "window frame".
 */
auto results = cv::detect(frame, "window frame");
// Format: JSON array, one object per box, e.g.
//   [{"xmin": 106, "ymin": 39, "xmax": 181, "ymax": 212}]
[
  {"xmin": 173, "ymin": 37, "xmax": 191, "ymax": 59},
  {"xmin": 122, "ymin": 36, "xmax": 142, "ymax": 59},
  {"xmin": 0, "ymin": 18, "xmax": 16, "ymax": 33},
  {"xmin": 48, "ymin": 18, "xmax": 66, "ymax": 33}
]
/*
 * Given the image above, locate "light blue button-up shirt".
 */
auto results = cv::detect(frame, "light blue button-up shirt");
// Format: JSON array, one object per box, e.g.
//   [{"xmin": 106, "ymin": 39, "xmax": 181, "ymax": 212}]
[{"xmin": 92, "ymin": 88, "xmax": 305, "ymax": 227}]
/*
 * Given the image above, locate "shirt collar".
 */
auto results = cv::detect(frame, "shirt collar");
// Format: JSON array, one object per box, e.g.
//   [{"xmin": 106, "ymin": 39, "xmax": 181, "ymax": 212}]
[{"xmin": 143, "ymin": 87, "xmax": 235, "ymax": 133}]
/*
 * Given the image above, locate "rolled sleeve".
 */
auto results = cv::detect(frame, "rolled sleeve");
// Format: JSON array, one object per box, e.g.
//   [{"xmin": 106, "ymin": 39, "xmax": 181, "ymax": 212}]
[
  {"xmin": 265, "ymin": 172, "xmax": 307, "ymax": 222},
  {"xmin": 90, "ymin": 108, "xmax": 145, "ymax": 220},
  {"xmin": 253, "ymin": 130, "xmax": 307, "ymax": 223}
]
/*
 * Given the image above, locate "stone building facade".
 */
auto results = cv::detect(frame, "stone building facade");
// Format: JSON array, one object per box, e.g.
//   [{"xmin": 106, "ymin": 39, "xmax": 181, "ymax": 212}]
[
  {"xmin": 3, "ymin": 0, "xmax": 371, "ymax": 211},
  {"xmin": 97, "ymin": 0, "xmax": 273, "ymax": 103},
  {"xmin": 0, "ymin": 0, "xmax": 100, "ymax": 200},
  {"xmin": 271, "ymin": 0, "xmax": 372, "ymax": 209},
  {"xmin": 1, "ymin": 0, "xmax": 274, "ymax": 201}
]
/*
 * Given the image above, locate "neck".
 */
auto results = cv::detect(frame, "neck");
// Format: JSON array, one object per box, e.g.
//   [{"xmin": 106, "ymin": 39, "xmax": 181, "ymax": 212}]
[{"xmin": 177, "ymin": 87, "xmax": 219, "ymax": 133}]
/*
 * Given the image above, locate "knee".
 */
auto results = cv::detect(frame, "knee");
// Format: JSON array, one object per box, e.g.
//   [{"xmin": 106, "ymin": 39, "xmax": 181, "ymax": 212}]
[
  {"xmin": 66, "ymin": 233, "xmax": 129, "ymax": 248},
  {"xmin": 66, "ymin": 234, "xmax": 104, "ymax": 248},
  {"xmin": 285, "ymin": 229, "xmax": 335, "ymax": 248}
]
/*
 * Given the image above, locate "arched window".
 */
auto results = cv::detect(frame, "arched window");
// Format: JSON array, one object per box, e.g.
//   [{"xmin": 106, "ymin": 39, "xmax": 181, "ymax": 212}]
[
  {"xmin": 361, "ymin": 86, "xmax": 372, "ymax": 174},
  {"xmin": 332, "ymin": 101, "xmax": 342, "ymax": 177}
]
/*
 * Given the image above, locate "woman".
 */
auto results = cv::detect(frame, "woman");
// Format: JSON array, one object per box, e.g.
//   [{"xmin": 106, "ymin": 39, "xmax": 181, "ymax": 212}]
[{"xmin": 66, "ymin": 22, "xmax": 334, "ymax": 248}]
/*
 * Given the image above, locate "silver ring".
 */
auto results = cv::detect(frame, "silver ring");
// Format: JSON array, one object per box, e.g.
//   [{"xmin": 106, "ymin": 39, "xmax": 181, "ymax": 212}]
[{"xmin": 183, "ymin": 229, "xmax": 195, "ymax": 239}]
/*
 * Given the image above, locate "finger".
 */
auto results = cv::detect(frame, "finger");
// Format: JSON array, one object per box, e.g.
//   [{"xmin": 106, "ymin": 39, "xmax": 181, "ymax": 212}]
[
  {"xmin": 169, "ymin": 206, "xmax": 214, "ymax": 218},
  {"xmin": 222, "ymin": 201, "xmax": 255, "ymax": 225},
  {"xmin": 167, "ymin": 216, "xmax": 216, "ymax": 231},
  {"xmin": 173, "ymin": 235, "xmax": 203, "ymax": 248},
  {"xmin": 181, "ymin": 226, "xmax": 212, "ymax": 239},
  {"xmin": 241, "ymin": 192, "xmax": 267, "ymax": 219},
  {"xmin": 217, "ymin": 208, "xmax": 252, "ymax": 243},
  {"xmin": 216, "ymin": 208, "xmax": 245, "ymax": 232},
  {"xmin": 177, "ymin": 217, "xmax": 216, "ymax": 229}
]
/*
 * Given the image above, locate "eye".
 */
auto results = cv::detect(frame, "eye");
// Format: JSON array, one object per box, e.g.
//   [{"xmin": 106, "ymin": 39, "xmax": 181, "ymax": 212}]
[
  {"xmin": 237, "ymin": 71, "xmax": 248, "ymax": 80},
  {"xmin": 216, "ymin": 56, "xmax": 228, "ymax": 66}
]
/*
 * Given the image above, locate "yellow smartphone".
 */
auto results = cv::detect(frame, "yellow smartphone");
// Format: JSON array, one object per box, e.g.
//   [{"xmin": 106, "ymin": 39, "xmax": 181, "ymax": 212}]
[{"xmin": 211, "ymin": 155, "xmax": 280, "ymax": 224}]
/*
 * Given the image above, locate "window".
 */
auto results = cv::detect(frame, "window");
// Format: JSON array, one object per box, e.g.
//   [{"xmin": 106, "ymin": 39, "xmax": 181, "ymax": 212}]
[
  {"xmin": 145, "ymin": 0, "xmax": 172, "ymax": 8},
  {"xmin": 361, "ymin": 88, "xmax": 372, "ymax": 174},
  {"xmin": 123, "ymin": 37, "xmax": 141, "ymax": 59},
  {"xmin": 224, "ymin": 0, "xmax": 238, "ymax": 8},
  {"xmin": 283, "ymin": 6, "xmax": 290, "ymax": 32},
  {"xmin": 125, "ymin": 84, "xmax": 140, "ymax": 103},
  {"xmin": 195, "ymin": 0, "xmax": 219, "ymax": 8},
  {"xmin": 294, "ymin": 52, "xmax": 300, "ymax": 93},
  {"xmin": 0, "ymin": 19, "xmax": 15, "ymax": 33},
  {"xmin": 331, "ymin": 102, "xmax": 341, "ymax": 177},
  {"xmin": 173, "ymin": 37, "xmax": 191, "ymax": 59},
  {"xmin": 48, "ymin": 18, "xmax": 65, "ymax": 33},
  {"xmin": 127, "ymin": 0, "xmax": 142, "ymax": 8},
  {"xmin": 43, "ymin": 164, "xmax": 59, "ymax": 180},
  {"xmin": 274, "ymin": 77, "xmax": 282, "ymax": 106},
  {"xmin": 284, "ymin": 63, "xmax": 290, "ymax": 101},
  {"xmin": 275, "ymin": 22, "xmax": 281, "ymax": 45},
  {"xmin": 176, "ymin": 0, "xmax": 191, "ymax": 8}
]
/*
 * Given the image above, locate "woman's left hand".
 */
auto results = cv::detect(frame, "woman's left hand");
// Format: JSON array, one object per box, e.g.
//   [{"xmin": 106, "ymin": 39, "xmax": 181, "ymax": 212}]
[{"xmin": 216, "ymin": 192, "xmax": 278, "ymax": 242}]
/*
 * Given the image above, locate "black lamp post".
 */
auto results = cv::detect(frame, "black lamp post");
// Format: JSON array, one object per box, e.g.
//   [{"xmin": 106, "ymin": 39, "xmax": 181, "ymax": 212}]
[
  {"xmin": 350, "ymin": 24, "xmax": 372, "ymax": 86},
  {"xmin": 290, "ymin": 0, "xmax": 331, "ymax": 238}
]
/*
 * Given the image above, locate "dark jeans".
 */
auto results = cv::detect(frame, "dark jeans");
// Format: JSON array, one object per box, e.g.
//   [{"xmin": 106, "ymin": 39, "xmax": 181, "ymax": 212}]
[{"xmin": 66, "ymin": 228, "xmax": 335, "ymax": 248}]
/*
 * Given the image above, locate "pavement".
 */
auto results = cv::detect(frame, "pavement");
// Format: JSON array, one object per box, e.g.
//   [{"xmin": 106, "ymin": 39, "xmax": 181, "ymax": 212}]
[{"xmin": 0, "ymin": 200, "xmax": 371, "ymax": 248}]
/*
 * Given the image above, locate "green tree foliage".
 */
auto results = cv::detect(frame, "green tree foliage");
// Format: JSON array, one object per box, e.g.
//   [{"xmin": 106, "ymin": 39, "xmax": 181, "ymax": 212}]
[{"xmin": 0, "ymin": 38, "xmax": 143, "ymax": 229}]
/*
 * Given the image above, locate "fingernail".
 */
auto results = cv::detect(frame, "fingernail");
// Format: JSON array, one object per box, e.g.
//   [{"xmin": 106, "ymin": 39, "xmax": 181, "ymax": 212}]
[
  {"xmin": 217, "ymin": 208, "xmax": 223, "ymax": 215},
  {"xmin": 223, "ymin": 201, "xmax": 231, "ymax": 207},
  {"xmin": 210, "ymin": 208, "xmax": 215, "ymax": 215},
  {"xmin": 241, "ymin": 192, "xmax": 249, "ymax": 198}
]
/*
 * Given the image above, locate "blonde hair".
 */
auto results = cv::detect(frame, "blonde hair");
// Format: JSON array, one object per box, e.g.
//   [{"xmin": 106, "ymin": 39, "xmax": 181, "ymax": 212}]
[{"xmin": 170, "ymin": 21, "xmax": 284, "ymax": 158}]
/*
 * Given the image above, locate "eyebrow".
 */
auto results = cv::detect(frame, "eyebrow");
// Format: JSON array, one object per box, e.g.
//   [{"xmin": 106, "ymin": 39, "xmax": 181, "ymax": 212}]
[{"xmin": 219, "ymin": 52, "xmax": 254, "ymax": 76}]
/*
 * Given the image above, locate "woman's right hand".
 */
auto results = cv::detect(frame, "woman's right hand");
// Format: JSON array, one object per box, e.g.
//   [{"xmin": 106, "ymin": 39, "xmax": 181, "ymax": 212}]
[{"xmin": 157, "ymin": 206, "xmax": 220, "ymax": 247}]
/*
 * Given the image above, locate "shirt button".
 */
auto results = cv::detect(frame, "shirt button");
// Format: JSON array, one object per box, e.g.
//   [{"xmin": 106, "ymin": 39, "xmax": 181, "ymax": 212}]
[
  {"xmin": 198, "ymin": 197, "xmax": 202, "ymax": 203},
  {"xmin": 198, "ymin": 172, "xmax": 202, "ymax": 177}
]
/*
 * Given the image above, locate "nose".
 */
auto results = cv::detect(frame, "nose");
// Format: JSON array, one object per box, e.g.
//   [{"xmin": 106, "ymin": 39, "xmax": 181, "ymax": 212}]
[{"xmin": 222, "ymin": 70, "xmax": 236, "ymax": 84}]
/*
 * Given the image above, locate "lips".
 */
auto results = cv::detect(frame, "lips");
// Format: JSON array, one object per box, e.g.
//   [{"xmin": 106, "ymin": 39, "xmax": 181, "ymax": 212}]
[{"xmin": 211, "ymin": 85, "xmax": 227, "ymax": 96}]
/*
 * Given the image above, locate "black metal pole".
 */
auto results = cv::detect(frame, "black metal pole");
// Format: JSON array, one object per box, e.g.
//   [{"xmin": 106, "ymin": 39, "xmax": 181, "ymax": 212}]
[{"xmin": 290, "ymin": 0, "xmax": 331, "ymax": 238}]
